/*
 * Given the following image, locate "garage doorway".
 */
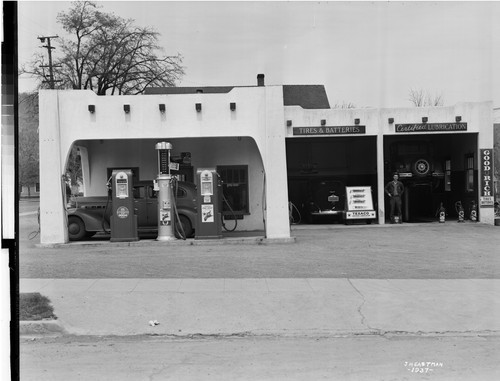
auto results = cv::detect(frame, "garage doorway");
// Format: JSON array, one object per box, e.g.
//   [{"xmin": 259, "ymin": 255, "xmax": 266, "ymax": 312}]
[
  {"xmin": 286, "ymin": 136, "xmax": 377, "ymax": 224},
  {"xmin": 384, "ymin": 133, "xmax": 478, "ymax": 222}
]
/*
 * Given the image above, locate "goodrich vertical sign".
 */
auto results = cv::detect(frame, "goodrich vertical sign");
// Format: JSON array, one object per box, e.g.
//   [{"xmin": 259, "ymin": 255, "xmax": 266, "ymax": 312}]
[{"xmin": 480, "ymin": 149, "xmax": 494, "ymax": 206}]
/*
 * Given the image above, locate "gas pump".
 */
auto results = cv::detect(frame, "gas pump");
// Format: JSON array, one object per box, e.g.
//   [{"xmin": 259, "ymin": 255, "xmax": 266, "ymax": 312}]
[
  {"xmin": 195, "ymin": 168, "xmax": 222, "ymax": 239},
  {"xmin": 155, "ymin": 142, "xmax": 175, "ymax": 241},
  {"xmin": 110, "ymin": 169, "xmax": 138, "ymax": 242}
]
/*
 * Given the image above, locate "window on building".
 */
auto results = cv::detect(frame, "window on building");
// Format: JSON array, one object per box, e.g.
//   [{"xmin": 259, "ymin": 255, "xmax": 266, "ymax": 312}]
[
  {"xmin": 444, "ymin": 159, "xmax": 451, "ymax": 192},
  {"xmin": 133, "ymin": 185, "xmax": 146, "ymax": 199},
  {"xmin": 218, "ymin": 165, "xmax": 249, "ymax": 214},
  {"xmin": 465, "ymin": 154, "xmax": 474, "ymax": 192}
]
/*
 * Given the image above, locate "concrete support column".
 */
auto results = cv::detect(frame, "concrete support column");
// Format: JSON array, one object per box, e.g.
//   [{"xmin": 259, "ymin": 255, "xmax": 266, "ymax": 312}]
[
  {"xmin": 476, "ymin": 102, "xmax": 495, "ymax": 225},
  {"xmin": 39, "ymin": 91, "xmax": 68, "ymax": 244},
  {"xmin": 376, "ymin": 133, "xmax": 386, "ymax": 224},
  {"xmin": 263, "ymin": 86, "xmax": 290, "ymax": 239},
  {"xmin": 263, "ymin": 141, "xmax": 290, "ymax": 238}
]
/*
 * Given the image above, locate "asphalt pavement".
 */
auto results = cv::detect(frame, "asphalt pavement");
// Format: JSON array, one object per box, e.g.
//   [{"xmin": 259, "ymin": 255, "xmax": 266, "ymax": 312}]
[
  {"xmin": 18, "ymin": 204, "xmax": 500, "ymax": 338},
  {"xmin": 20, "ymin": 334, "xmax": 500, "ymax": 381},
  {"xmin": 20, "ymin": 220, "xmax": 500, "ymax": 279}
]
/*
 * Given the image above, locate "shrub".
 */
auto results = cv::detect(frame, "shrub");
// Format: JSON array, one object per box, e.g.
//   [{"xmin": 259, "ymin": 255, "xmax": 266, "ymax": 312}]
[{"xmin": 19, "ymin": 293, "xmax": 57, "ymax": 320}]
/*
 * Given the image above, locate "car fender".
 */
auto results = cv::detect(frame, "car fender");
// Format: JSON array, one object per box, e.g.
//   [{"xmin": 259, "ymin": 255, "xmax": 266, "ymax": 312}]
[{"xmin": 67, "ymin": 208, "xmax": 110, "ymax": 232}]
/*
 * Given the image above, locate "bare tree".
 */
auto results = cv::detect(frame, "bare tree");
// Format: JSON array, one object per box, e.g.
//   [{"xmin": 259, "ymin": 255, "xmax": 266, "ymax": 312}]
[
  {"xmin": 65, "ymin": 146, "xmax": 82, "ymax": 194},
  {"xmin": 22, "ymin": 1, "xmax": 185, "ymax": 95},
  {"xmin": 408, "ymin": 88, "xmax": 444, "ymax": 107},
  {"xmin": 331, "ymin": 101, "xmax": 356, "ymax": 109}
]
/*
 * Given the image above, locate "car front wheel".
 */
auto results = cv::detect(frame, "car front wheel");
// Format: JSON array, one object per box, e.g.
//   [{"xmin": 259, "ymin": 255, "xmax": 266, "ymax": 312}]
[
  {"xmin": 68, "ymin": 216, "xmax": 87, "ymax": 241},
  {"xmin": 176, "ymin": 214, "xmax": 193, "ymax": 238}
]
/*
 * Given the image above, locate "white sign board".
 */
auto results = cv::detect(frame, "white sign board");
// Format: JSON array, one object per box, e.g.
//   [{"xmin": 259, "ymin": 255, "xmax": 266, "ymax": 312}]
[
  {"xmin": 480, "ymin": 196, "xmax": 494, "ymax": 207},
  {"xmin": 345, "ymin": 186, "xmax": 376, "ymax": 219},
  {"xmin": 346, "ymin": 211, "xmax": 377, "ymax": 219},
  {"xmin": 201, "ymin": 204, "xmax": 214, "ymax": 223}
]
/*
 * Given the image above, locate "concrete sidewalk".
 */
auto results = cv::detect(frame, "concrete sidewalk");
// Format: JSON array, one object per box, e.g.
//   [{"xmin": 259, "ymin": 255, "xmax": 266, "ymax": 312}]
[{"xmin": 20, "ymin": 278, "xmax": 500, "ymax": 337}]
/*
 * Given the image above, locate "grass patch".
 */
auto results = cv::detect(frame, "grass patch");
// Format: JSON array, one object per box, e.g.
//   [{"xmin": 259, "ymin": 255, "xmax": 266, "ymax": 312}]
[{"xmin": 19, "ymin": 293, "xmax": 57, "ymax": 320}]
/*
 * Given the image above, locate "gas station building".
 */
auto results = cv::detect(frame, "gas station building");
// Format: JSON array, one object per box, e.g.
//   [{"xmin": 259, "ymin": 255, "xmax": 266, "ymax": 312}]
[{"xmin": 38, "ymin": 75, "xmax": 496, "ymax": 244}]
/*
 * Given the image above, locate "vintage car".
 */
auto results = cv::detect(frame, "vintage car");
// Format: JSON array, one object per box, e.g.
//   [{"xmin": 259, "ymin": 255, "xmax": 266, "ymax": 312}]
[
  {"xmin": 67, "ymin": 181, "xmax": 197, "ymax": 241},
  {"xmin": 304, "ymin": 180, "xmax": 346, "ymax": 223}
]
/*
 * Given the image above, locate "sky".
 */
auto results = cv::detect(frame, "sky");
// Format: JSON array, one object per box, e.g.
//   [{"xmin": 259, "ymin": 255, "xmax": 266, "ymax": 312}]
[{"xmin": 17, "ymin": 0, "xmax": 500, "ymax": 108}]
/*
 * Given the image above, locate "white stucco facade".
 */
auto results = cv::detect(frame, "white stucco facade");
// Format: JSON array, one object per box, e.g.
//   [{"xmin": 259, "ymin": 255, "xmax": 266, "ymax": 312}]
[
  {"xmin": 39, "ymin": 83, "xmax": 495, "ymax": 244},
  {"xmin": 284, "ymin": 101, "xmax": 494, "ymax": 224},
  {"xmin": 39, "ymin": 85, "xmax": 290, "ymax": 243}
]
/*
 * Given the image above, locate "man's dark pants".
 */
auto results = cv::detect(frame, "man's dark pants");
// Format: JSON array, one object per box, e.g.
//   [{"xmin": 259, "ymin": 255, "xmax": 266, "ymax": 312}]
[{"xmin": 390, "ymin": 195, "xmax": 402, "ymax": 222}]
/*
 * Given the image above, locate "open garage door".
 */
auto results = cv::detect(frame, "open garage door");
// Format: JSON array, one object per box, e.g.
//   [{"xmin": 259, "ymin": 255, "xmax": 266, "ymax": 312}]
[
  {"xmin": 286, "ymin": 136, "xmax": 377, "ymax": 224},
  {"xmin": 384, "ymin": 133, "xmax": 478, "ymax": 222}
]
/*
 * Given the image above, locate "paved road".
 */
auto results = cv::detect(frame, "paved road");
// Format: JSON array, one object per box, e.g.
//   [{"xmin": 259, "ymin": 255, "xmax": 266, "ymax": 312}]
[{"xmin": 20, "ymin": 335, "xmax": 500, "ymax": 381}]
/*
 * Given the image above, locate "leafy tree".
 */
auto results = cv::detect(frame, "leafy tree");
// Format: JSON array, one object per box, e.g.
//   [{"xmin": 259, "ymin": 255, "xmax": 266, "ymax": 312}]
[
  {"xmin": 22, "ymin": 1, "xmax": 184, "ymax": 95},
  {"xmin": 408, "ymin": 88, "xmax": 444, "ymax": 107},
  {"xmin": 18, "ymin": 93, "xmax": 40, "ymax": 197}
]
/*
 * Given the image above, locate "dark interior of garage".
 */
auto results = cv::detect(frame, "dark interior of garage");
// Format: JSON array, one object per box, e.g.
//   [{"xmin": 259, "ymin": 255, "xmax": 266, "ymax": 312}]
[
  {"xmin": 384, "ymin": 133, "xmax": 478, "ymax": 222},
  {"xmin": 286, "ymin": 136, "xmax": 377, "ymax": 224},
  {"xmin": 286, "ymin": 133, "xmax": 479, "ymax": 224}
]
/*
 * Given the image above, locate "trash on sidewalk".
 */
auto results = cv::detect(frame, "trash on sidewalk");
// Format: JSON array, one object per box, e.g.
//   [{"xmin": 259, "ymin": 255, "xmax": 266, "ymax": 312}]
[{"xmin": 148, "ymin": 320, "xmax": 160, "ymax": 326}]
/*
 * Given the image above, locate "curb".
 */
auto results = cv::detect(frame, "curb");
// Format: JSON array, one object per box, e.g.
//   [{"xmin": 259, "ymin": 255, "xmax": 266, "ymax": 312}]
[
  {"xmin": 20, "ymin": 320, "xmax": 66, "ymax": 336},
  {"xmin": 19, "ymin": 325, "xmax": 500, "ymax": 339},
  {"xmin": 35, "ymin": 236, "xmax": 296, "ymax": 249}
]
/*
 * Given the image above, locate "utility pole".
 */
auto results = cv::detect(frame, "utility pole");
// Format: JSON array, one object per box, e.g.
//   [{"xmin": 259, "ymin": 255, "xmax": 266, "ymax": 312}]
[{"xmin": 38, "ymin": 35, "xmax": 62, "ymax": 89}]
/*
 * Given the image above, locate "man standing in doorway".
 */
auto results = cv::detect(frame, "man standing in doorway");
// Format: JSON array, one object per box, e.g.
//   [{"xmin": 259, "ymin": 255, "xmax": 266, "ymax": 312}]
[{"xmin": 385, "ymin": 173, "xmax": 405, "ymax": 223}]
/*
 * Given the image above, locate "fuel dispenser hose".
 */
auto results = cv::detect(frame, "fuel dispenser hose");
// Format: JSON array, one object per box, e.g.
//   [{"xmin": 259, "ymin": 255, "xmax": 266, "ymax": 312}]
[
  {"xmin": 101, "ymin": 177, "xmax": 112, "ymax": 234},
  {"xmin": 221, "ymin": 192, "xmax": 237, "ymax": 232},
  {"xmin": 215, "ymin": 172, "xmax": 238, "ymax": 233},
  {"xmin": 28, "ymin": 207, "xmax": 40, "ymax": 240},
  {"xmin": 171, "ymin": 177, "xmax": 187, "ymax": 240}
]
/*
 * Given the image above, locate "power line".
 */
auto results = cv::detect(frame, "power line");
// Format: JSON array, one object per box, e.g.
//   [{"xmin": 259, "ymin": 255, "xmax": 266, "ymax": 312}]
[{"xmin": 38, "ymin": 35, "xmax": 62, "ymax": 89}]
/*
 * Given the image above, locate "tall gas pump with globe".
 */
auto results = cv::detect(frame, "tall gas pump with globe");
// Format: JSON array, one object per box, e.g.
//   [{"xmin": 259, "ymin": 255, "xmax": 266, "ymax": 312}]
[{"xmin": 155, "ymin": 142, "xmax": 175, "ymax": 241}]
